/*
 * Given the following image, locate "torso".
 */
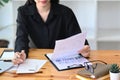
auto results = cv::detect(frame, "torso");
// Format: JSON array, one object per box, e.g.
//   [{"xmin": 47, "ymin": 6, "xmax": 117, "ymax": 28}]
[{"xmin": 18, "ymin": 3, "xmax": 81, "ymax": 48}]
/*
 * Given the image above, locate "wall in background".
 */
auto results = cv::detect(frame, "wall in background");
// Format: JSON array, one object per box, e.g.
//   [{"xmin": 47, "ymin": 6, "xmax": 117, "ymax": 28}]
[
  {"xmin": 97, "ymin": 1, "xmax": 120, "ymax": 50},
  {"xmin": 0, "ymin": 1, "xmax": 13, "ymax": 27},
  {"xmin": 0, "ymin": 0, "xmax": 120, "ymax": 50},
  {"xmin": 0, "ymin": 1, "xmax": 14, "ymax": 48},
  {"xmin": 60, "ymin": 0, "xmax": 97, "ymax": 50}
]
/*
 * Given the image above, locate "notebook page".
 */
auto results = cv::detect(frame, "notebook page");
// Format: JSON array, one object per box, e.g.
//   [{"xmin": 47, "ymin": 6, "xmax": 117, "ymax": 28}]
[{"xmin": 16, "ymin": 59, "xmax": 47, "ymax": 73}]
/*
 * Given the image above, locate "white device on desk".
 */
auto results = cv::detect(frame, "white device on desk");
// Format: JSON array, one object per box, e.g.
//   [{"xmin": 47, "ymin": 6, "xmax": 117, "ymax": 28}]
[
  {"xmin": 0, "ymin": 49, "xmax": 14, "ymax": 73},
  {"xmin": 0, "ymin": 49, "xmax": 14, "ymax": 61},
  {"xmin": 0, "ymin": 61, "xmax": 13, "ymax": 73}
]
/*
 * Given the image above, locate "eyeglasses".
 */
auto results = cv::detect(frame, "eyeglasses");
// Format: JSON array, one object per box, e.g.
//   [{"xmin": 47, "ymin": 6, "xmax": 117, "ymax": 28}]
[{"xmin": 84, "ymin": 60, "xmax": 107, "ymax": 74}]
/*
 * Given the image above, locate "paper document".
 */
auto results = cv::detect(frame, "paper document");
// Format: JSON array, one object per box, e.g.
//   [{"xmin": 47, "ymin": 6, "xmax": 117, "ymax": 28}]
[
  {"xmin": 16, "ymin": 59, "xmax": 47, "ymax": 73},
  {"xmin": 46, "ymin": 53, "xmax": 88, "ymax": 71},
  {"xmin": 52, "ymin": 32, "xmax": 86, "ymax": 60},
  {"xmin": 45, "ymin": 33, "xmax": 89, "ymax": 71},
  {"xmin": 0, "ymin": 50, "xmax": 14, "ymax": 60}
]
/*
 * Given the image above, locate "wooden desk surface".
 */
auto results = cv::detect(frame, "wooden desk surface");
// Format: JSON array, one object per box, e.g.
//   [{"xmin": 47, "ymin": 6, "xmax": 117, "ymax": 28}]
[{"xmin": 0, "ymin": 48, "xmax": 120, "ymax": 80}]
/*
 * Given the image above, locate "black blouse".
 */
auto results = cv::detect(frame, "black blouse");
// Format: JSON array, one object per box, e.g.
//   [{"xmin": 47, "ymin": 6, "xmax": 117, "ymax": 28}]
[{"xmin": 15, "ymin": 3, "xmax": 89, "ymax": 57}]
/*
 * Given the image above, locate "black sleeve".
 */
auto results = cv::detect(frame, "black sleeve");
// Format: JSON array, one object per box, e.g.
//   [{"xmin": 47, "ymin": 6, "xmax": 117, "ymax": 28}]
[
  {"xmin": 14, "ymin": 7, "xmax": 29, "ymax": 58},
  {"xmin": 64, "ymin": 8, "xmax": 89, "ymax": 45}
]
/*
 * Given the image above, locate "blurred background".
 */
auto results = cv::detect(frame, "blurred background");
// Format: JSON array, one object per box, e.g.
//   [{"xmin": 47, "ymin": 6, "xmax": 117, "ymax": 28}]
[{"xmin": 0, "ymin": 0, "xmax": 120, "ymax": 50}]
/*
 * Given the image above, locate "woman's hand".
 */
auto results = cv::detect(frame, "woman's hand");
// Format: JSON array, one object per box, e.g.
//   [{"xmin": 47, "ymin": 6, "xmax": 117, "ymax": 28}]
[
  {"xmin": 12, "ymin": 50, "xmax": 26, "ymax": 65},
  {"xmin": 78, "ymin": 45, "xmax": 90, "ymax": 58}
]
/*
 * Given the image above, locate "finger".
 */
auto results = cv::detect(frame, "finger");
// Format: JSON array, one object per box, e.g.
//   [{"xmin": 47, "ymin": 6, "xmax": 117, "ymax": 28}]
[
  {"xmin": 12, "ymin": 58, "xmax": 23, "ymax": 65},
  {"xmin": 85, "ymin": 45, "xmax": 90, "ymax": 50},
  {"xmin": 21, "ymin": 50, "xmax": 25, "ymax": 53},
  {"xmin": 16, "ymin": 50, "xmax": 24, "ymax": 58},
  {"xmin": 83, "ymin": 45, "xmax": 90, "ymax": 51},
  {"xmin": 14, "ymin": 52, "xmax": 21, "ymax": 59},
  {"xmin": 20, "ymin": 50, "xmax": 26, "ymax": 57},
  {"xmin": 12, "ymin": 58, "xmax": 19, "ymax": 65},
  {"xmin": 85, "ymin": 46, "xmax": 91, "ymax": 53},
  {"xmin": 17, "ymin": 59, "xmax": 24, "ymax": 63},
  {"xmin": 14, "ymin": 53, "xmax": 23, "ymax": 63},
  {"xmin": 81, "ymin": 45, "xmax": 90, "ymax": 53},
  {"xmin": 21, "ymin": 50, "xmax": 26, "ymax": 60}
]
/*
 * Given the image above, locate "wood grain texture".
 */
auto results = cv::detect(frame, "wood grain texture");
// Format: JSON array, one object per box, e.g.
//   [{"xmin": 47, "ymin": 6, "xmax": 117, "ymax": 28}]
[{"xmin": 0, "ymin": 49, "xmax": 120, "ymax": 80}]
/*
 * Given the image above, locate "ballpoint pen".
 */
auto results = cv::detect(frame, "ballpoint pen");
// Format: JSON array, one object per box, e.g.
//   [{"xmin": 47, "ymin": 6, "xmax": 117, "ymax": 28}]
[{"xmin": 0, "ymin": 59, "xmax": 12, "ymax": 62}]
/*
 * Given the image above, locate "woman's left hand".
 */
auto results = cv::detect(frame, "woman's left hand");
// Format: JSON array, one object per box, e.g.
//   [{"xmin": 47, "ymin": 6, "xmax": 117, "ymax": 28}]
[{"xmin": 78, "ymin": 45, "xmax": 90, "ymax": 58}]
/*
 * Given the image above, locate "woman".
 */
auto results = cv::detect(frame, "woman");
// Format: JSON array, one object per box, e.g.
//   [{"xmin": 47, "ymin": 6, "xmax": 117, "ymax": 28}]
[{"xmin": 13, "ymin": 0, "xmax": 90, "ymax": 64}]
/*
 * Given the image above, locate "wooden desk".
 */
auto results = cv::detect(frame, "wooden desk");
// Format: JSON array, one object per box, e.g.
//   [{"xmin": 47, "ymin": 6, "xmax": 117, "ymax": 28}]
[{"xmin": 0, "ymin": 48, "xmax": 120, "ymax": 80}]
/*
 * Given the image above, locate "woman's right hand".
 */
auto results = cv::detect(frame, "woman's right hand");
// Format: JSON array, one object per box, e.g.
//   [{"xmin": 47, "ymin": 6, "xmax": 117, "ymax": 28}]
[{"xmin": 12, "ymin": 50, "xmax": 26, "ymax": 65}]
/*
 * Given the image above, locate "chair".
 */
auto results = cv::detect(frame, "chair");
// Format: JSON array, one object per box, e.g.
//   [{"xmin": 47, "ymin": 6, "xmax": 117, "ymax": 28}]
[{"xmin": 0, "ymin": 39, "xmax": 9, "ymax": 48}]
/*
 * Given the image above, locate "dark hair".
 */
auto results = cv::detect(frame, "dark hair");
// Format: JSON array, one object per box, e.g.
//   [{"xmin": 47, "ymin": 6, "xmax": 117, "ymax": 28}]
[{"xmin": 25, "ymin": 0, "xmax": 59, "ymax": 5}]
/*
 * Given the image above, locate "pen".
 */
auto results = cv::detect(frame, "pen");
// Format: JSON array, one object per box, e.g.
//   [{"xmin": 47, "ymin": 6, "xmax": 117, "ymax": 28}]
[
  {"xmin": 67, "ymin": 64, "xmax": 84, "ymax": 68},
  {"xmin": 0, "ymin": 59, "xmax": 12, "ymax": 62}
]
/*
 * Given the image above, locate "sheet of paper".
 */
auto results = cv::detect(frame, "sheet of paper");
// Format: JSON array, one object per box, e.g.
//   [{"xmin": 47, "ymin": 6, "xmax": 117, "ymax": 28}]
[
  {"xmin": 52, "ymin": 32, "xmax": 86, "ymax": 60},
  {"xmin": 16, "ymin": 59, "xmax": 47, "ymax": 73},
  {"xmin": 7, "ymin": 65, "xmax": 18, "ymax": 72},
  {"xmin": 0, "ymin": 50, "xmax": 14, "ymax": 60},
  {"xmin": 46, "ymin": 53, "xmax": 89, "ymax": 70}
]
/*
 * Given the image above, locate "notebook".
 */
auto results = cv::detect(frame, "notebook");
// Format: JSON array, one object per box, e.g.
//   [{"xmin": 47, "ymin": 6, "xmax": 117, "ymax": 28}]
[{"xmin": 77, "ymin": 63, "xmax": 111, "ymax": 79}]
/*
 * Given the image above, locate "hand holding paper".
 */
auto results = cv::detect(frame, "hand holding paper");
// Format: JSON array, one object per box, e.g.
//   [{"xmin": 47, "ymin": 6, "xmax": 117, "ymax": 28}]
[
  {"xmin": 45, "ymin": 33, "xmax": 89, "ymax": 71},
  {"xmin": 52, "ymin": 32, "xmax": 87, "ymax": 60},
  {"xmin": 78, "ymin": 45, "xmax": 90, "ymax": 57}
]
